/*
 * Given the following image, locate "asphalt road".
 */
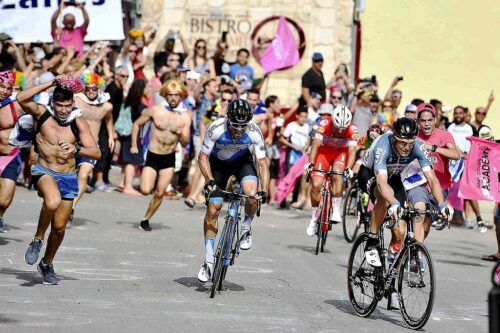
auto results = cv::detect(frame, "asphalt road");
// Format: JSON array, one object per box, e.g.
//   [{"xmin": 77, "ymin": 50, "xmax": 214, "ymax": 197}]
[{"xmin": 0, "ymin": 187, "xmax": 496, "ymax": 332}]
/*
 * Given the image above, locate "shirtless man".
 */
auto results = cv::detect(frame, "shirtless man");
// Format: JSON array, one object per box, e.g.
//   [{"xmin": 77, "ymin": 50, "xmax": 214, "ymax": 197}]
[
  {"xmin": 72, "ymin": 73, "xmax": 114, "ymax": 217},
  {"xmin": 17, "ymin": 76, "xmax": 100, "ymax": 285},
  {"xmin": 0, "ymin": 70, "xmax": 24, "ymax": 233},
  {"xmin": 131, "ymin": 80, "xmax": 191, "ymax": 231}
]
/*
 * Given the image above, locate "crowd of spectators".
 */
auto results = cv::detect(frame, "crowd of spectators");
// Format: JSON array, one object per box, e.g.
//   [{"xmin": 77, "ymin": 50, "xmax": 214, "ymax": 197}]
[{"xmin": 0, "ymin": 2, "xmax": 498, "ymax": 260}]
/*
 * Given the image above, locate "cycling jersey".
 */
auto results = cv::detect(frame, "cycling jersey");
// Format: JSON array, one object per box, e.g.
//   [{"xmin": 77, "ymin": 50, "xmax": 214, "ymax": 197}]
[
  {"xmin": 201, "ymin": 118, "xmax": 266, "ymax": 162},
  {"xmin": 364, "ymin": 132, "xmax": 432, "ymax": 177},
  {"xmin": 314, "ymin": 117, "xmax": 358, "ymax": 149}
]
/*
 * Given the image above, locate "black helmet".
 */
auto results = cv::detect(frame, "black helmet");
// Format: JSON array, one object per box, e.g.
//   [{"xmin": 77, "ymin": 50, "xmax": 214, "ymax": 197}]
[
  {"xmin": 227, "ymin": 99, "xmax": 253, "ymax": 128},
  {"xmin": 392, "ymin": 117, "xmax": 418, "ymax": 139}
]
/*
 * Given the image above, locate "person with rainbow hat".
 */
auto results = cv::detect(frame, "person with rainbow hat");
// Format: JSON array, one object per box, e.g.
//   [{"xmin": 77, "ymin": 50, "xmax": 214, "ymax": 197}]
[
  {"xmin": 0, "ymin": 70, "xmax": 24, "ymax": 233},
  {"xmin": 71, "ymin": 72, "xmax": 114, "ymax": 219}
]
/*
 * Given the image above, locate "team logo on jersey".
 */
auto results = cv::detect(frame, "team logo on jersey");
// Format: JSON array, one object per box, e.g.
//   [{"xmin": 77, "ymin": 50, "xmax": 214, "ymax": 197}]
[{"xmin": 319, "ymin": 119, "xmax": 329, "ymax": 126}]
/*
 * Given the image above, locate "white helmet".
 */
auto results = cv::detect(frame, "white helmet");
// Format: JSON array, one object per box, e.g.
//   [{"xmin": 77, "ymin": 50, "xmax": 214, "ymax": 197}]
[{"xmin": 332, "ymin": 104, "xmax": 352, "ymax": 129}]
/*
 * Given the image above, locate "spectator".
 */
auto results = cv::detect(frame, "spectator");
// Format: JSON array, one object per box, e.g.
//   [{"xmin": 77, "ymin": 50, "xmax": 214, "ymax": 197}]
[
  {"xmin": 384, "ymin": 76, "xmax": 403, "ymax": 111},
  {"xmin": 154, "ymin": 30, "xmax": 188, "ymax": 69},
  {"xmin": 50, "ymin": 1, "xmax": 89, "ymax": 57},
  {"xmin": 0, "ymin": 35, "xmax": 26, "ymax": 71},
  {"xmin": 265, "ymin": 95, "xmax": 284, "ymax": 204},
  {"xmin": 327, "ymin": 63, "xmax": 352, "ymax": 104},
  {"xmin": 331, "ymin": 90, "xmax": 343, "ymax": 108},
  {"xmin": 187, "ymin": 39, "xmax": 215, "ymax": 78},
  {"xmin": 229, "ymin": 48, "xmax": 254, "ymax": 92},
  {"xmin": 471, "ymin": 91, "xmax": 495, "ymax": 131},
  {"xmin": 115, "ymin": 42, "xmax": 139, "ymax": 88},
  {"xmin": 212, "ymin": 39, "xmax": 231, "ymax": 77},
  {"xmin": 448, "ymin": 105, "xmax": 480, "ymax": 229},
  {"xmin": 351, "ymin": 82, "xmax": 375, "ymax": 135},
  {"xmin": 368, "ymin": 94, "xmax": 381, "ymax": 119},
  {"xmin": 301, "ymin": 52, "xmax": 325, "ymax": 108},
  {"xmin": 404, "ymin": 104, "xmax": 418, "ymax": 119},
  {"xmin": 118, "ymin": 78, "xmax": 153, "ymax": 195},
  {"xmin": 377, "ymin": 99, "xmax": 396, "ymax": 131},
  {"xmin": 305, "ymin": 92, "xmax": 322, "ymax": 126}
]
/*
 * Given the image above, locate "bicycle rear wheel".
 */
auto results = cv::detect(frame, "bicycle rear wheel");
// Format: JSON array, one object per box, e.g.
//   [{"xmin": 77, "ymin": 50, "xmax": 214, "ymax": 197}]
[
  {"xmin": 347, "ymin": 233, "xmax": 379, "ymax": 317},
  {"xmin": 397, "ymin": 242, "xmax": 435, "ymax": 330},
  {"xmin": 342, "ymin": 185, "xmax": 360, "ymax": 243},
  {"xmin": 316, "ymin": 192, "xmax": 330, "ymax": 255},
  {"xmin": 210, "ymin": 218, "xmax": 231, "ymax": 298}
]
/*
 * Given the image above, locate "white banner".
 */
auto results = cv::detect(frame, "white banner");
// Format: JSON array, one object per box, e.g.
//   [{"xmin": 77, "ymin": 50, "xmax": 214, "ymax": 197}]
[{"xmin": 0, "ymin": 1, "xmax": 124, "ymax": 43}]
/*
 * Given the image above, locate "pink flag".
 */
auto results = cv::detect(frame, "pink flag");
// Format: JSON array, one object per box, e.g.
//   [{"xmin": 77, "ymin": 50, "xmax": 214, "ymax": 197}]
[
  {"xmin": 458, "ymin": 137, "xmax": 500, "ymax": 201},
  {"xmin": 260, "ymin": 16, "xmax": 300, "ymax": 74}
]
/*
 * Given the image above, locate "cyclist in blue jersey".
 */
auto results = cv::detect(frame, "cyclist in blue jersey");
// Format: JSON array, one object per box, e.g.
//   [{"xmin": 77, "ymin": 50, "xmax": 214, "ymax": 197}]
[
  {"xmin": 358, "ymin": 118, "xmax": 448, "ymax": 269},
  {"xmin": 197, "ymin": 99, "xmax": 269, "ymax": 283}
]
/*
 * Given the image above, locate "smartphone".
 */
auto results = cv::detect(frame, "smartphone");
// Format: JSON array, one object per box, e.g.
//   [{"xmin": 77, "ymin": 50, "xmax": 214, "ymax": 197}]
[{"xmin": 221, "ymin": 31, "xmax": 228, "ymax": 43}]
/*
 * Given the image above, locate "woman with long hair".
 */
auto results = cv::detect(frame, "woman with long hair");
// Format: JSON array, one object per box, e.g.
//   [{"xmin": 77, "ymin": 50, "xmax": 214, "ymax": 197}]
[
  {"xmin": 119, "ymin": 78, "xmax": 153, "ymax": 195},
  {"xmin": 187, "ymin": 39, "xmax": 215, "ymax": 78}
]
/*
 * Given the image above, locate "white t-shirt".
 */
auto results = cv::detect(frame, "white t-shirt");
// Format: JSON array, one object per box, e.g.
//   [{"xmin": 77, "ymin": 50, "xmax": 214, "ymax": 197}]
[
  {"xmin": 447, "ymin": 122, "xmax": 475, "ymax": 153},
  {"xmin": 283, "ymin": 121, "xmax": 310, "ymax": 150}
]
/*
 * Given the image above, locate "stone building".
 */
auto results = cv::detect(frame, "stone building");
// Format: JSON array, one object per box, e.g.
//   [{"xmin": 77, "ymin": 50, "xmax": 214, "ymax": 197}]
[{"xmin": 142, "ymin": 0, "xmax": 356, "ymax": 106}]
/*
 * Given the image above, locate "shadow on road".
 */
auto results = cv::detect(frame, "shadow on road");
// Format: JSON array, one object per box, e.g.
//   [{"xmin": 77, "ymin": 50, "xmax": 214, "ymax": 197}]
[
  {"xmin": 0, "ymin": 314, "xmax": 18, "ymax": 324},
  {"xmin": 0, "ymin": 267, "xmax": 78, "ymax": 287},
  {"xmin": 286, "ymin": 244, "xmax": 331, "ymax": 254},
  {"xmin": 0, "ymin": 236, "xmax": 23, "ymax": 246},
  {"xmin": 174, "ymin": 276, "xmax": 245, "ymax": 293},
  {"xmin": 115, "ymin": 221, "xmax": 172, "ymax": 230},
  {"xmin": 324, "ymin": 299, "xmax": 410, "ymax": 329},
  {"xmin": 68, "ymin": 217, "xmax": 97, "ymax": 227}
]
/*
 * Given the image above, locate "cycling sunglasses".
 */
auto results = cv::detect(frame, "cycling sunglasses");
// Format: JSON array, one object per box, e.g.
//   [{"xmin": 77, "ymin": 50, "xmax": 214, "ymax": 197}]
[{"xmin": 229, "ymin": 121, "xmax": 248, "ymax": 130}]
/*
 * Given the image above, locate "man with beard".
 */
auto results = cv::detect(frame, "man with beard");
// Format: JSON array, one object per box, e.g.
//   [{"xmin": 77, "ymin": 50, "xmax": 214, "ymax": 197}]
[
  {"xmin": 72, "ymin": 73, "xmax": 114, "ymax": 219},
  {"xmin": 17, "ymin": 76, "xmax": 100, "ymax": 285},
  {"xmin": 131, "ymin": 80, "xmax": 191, "ymax": 231},
  {"xmin": 0, "ymin": 70, "xmax": 23, "ymax": 232}
]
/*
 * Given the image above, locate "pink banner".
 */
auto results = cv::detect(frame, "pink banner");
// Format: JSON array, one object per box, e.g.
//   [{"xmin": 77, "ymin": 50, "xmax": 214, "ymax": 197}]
[
  {"xmin": 458, "ymin": 137, "xmax": 500, "ymax": 201},
  {"xmin": 260, "ymin": 16, "xmax": 300, "ymax": 74}
]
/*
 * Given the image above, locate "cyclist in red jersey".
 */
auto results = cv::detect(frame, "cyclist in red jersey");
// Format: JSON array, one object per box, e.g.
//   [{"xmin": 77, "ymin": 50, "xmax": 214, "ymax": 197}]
[{"xmin": 306, "ymin": 104, "xmax": 358, "ymax": 236}]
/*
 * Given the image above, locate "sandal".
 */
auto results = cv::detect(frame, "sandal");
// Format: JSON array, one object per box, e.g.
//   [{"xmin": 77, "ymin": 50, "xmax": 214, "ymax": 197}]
[
  {"xmin": 184, "ymin": 197, "xmax": 196, "ymax": 208},
  {"xmin": 482, "ymin": 254, "xmax": 500, "ymax": 262}
]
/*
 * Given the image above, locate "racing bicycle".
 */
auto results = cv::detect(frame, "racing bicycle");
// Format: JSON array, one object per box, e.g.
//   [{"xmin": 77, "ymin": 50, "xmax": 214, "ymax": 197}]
[{"xmin": 342, "ymin": 178, "xmax": 371, "ymax": 243}]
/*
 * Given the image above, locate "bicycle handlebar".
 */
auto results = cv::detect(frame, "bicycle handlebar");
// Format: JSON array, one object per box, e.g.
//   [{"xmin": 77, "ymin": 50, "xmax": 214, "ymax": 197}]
[{"xmin": 305, "ymin": 169, "xmax": 344, "ymax": 183}]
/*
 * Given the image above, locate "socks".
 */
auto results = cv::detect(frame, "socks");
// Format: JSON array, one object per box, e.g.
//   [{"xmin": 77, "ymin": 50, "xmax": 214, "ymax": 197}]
[
  {"xmin": 311, "ymin": 207, "xmax": 318, "ymax": 221},
  {"xmin": 242, "ymin": 214, "xmax": 254, "ymax": 230},
  {"xmin": 205, "ymin": 238, "xmax": 215, "ymax": 263}
]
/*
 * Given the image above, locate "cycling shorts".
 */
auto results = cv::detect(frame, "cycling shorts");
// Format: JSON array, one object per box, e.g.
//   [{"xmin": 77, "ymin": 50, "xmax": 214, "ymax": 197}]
[{"xmin": 312, "ymin": 147, "xmax": 349, "ymax": 177}]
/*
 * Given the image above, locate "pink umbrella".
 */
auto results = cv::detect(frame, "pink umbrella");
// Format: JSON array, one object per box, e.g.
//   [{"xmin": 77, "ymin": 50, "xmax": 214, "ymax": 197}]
[{"xmin": 274, "ymin": 154, "xmax": 309, "ymax": 204}]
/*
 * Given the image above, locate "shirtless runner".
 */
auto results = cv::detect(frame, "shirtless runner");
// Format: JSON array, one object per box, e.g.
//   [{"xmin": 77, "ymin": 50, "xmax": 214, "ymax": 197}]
[
  {"xmin": 17, "ymin": 76, "xmax": 100, "ymax": 285},
  {"xmin": 131, "ymin": 80, "xmax": 191, "ymax": 231},
  {"xmin": 0, "ymin": 70, "xmax": 23, "ymax": 233},
  {"xmin": 72, "ymin": 73, "xmax": 114, "ymax": 218}
]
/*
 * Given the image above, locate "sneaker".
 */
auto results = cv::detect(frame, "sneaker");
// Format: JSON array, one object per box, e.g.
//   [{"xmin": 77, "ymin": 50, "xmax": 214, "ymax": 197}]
[
  {"xmin": 0, "ymin": 217, "xmax": 5, "ymax": 233},
  {"xmin": 464, "ymin": 220, "xmax": 475, "ymax": 229},
  {"xmin": 197, "ymin": 261, "xmax": 214, "ymax": 283},
  {"xmin": 24, "ymin": 238, "xmax": 43, "ymax": 265},
  {"xmin": 37, "ymin": 260, "xmax": 60, "ymax": 285},
  {"xmin": 432, "ymin": 220, "xmax": 447, "ymax": 231},
  {"xmin": 139, "ymin": 219, "xmax": 152, "ymax": 231},
  {"xmin": 240, "ymin": 229, "xmax": 252, "ymax": 250},
  {"xmin": 478, "ymin": 221, "xmax": 487, "ymax": 233},
  {"xmin": 389, "ymin": 292, "xmax": 400, "ymax": 310},
  {"xmin": 306, "ymin": 219, "xmax": 317, "ymax": 237},
  {"xmin": 95, "ymin": 182, "xmax": 108, "ymax": 191}
]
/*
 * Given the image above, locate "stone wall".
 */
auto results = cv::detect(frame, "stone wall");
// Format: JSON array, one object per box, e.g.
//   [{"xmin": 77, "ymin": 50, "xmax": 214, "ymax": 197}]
[{"xmin": 142, "ymin": 0, "xmax": 355, "ymax": 106}]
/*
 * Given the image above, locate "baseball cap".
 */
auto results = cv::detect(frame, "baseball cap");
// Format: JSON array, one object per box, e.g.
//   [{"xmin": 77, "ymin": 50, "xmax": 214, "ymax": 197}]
[
  {"xmin": 416, "ymin": 103, "xmax": 435, "ymax": 115},
  {"xmin": 478, "ymin": 126, "xmax": 493, "ymax": 140},
  {"xmin": 404, "ymin": 104, "xmax": 418, "ymax": 113},
  {"xmin": 0, "ymin": 33, "xmax": 12, "ymax": 42},
  {"xmin": 312, "ymin": 52, "xmax": 324, "ymax": 62},
  {"xmin": 318, "ymin": 103, "xmax": 334, "ymax": 115},
  {"xmin": 186, "ymin": 71, "xmax": 201, "ymax": 81}
]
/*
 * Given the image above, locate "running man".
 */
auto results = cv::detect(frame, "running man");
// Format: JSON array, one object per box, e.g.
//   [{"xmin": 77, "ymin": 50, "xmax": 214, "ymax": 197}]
[
  {"xmin": 72, "ymin": 73, "xmax": 114, "ymax": 218},
  {"xmin": 130, "ymin": 80, "xmax": 191, "ymax": 231},
  {"xmin": 306, "ymin": 105, "xmax": 358, "ymax": 236},
  {"xmin": 197, "ymin": 99, "xmax": 269, "ymax": 283},
  {"xmin": 17, "ymin": 76, "xmax": 101, "ymax": 285},
  {"xmin": 0, "ymin": 70, "xmax": 23, "ymax": 233}
]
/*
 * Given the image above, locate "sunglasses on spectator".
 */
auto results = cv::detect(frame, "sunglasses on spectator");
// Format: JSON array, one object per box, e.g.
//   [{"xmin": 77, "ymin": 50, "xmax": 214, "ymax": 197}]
[
  {"xmin": 196, "ymin": 45, "xmax": 206, "ymax": 50},
  {"xmin": 476, "ymin": 111, "xmax": 486, "ymax": 115},
  {"xmin": 383, "ymin": 104, "xmax": 392, "ymax": 108},
  {"xmin": 331, "ymin": 96, "xmax": 342, "ymax": 100},
  {"xmin": 85, "ymin": 86, "xmax": 99, "ymax": 92},
  {"xmin": 129, "ymin": 49, "xmax": 137, "ymax": 53},
  {"xmin": 118, "ymin": 74, "xmax": 129, "ymax": 78},
  {"xmin": 221, "ymin": 98, "xmax": 232, "ymax": 102}
]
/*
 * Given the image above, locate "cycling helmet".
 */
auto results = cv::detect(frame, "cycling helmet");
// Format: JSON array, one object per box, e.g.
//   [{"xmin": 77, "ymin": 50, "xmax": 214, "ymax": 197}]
[
  {"xmin": 227, "ymin": 99, "xmax": 253, "ymax": 128},
  {"xmin": 392, "ymin": 117, "xmax": 419, "ymax": 139},
  {"xmin": 332, "ymin": 104, "xmax": 352, "ymax": 129}
]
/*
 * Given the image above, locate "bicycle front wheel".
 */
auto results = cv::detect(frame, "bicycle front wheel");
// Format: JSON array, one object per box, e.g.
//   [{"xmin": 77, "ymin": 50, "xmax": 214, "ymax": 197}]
[
  {"xmin": 342, "ymin": 185, "xmax": 360, "ymax": 243},
  {"xmin": 347, "ymin": 233, "xmax": 379, "ymax": 317},
  {"xmin": 397, "ymin": 241, "xmax": 435, "ymax": 330},
  {"xmin": 210, "ymin": 218, "xmax": 231, "ymax": 298}
]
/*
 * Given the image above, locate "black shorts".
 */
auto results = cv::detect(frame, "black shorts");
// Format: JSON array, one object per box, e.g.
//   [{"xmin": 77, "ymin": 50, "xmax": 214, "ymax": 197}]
[
  {"xmin": 357, "ymin": 164, "xmax": 406, "ymax": 204},
  {"xmin": 94, "ymin": 126, "xmax": 110, "ymax": 172},
  {"xmin": 269, "ymin": 158, "xmax": 279, "ymax": 179},
  {"xmin": 144, "ymin": 150, "xmax": 175, "ymax": 172},
  {"xmin": 208, "ymin": 152, "xmax": 258, "ymax": 203}
]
